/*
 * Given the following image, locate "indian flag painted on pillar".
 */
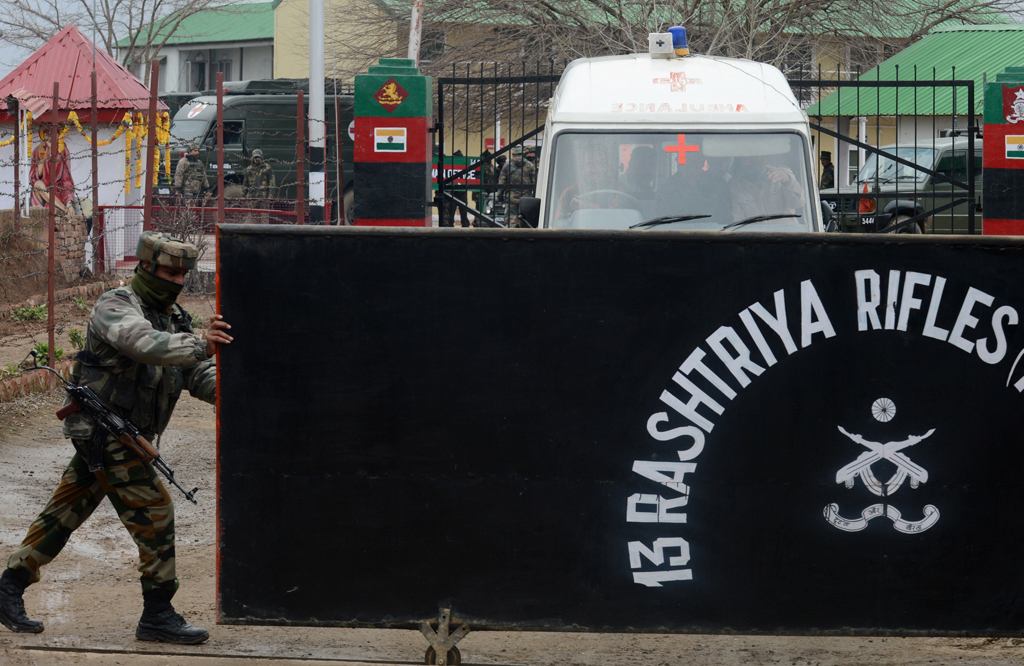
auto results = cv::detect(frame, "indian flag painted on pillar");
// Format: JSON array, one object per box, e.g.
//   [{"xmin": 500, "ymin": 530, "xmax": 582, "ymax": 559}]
[
  {"xmin": 375, "ymin": 127, "xmax": 407, "ymax": 152},
  {"xmin": 1007, "ymin": 136, "xmax": 1024, "ymax": 159}
]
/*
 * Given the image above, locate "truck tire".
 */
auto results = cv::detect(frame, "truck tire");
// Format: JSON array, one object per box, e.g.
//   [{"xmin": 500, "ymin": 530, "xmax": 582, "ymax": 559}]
[
  {"xmin": 344, "ymin": 188, "xmax": 354, "ymax": 225},
  {"xmin": 888, "ymin": 214, "xmax": 922, "ymax": 234}
]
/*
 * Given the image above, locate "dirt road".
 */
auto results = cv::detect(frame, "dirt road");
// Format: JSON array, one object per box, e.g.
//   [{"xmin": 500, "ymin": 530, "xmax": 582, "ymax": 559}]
[{"xmin": 2, "ymin": 305, "xmax": 1024, "ymax": 664}]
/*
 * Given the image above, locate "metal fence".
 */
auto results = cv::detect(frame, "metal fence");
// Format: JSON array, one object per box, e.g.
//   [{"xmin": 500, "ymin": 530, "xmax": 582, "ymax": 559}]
[
  {"xmin": 97, "ymin": 200, "xmax": 331, "ymax": 275},
  {"xmin": 785, "ymin": 63, "xmax": 978, "ymax": 234},
  {"xmin": 435, "ymin": 60, "xmax": 981, "ymax": 234},
  {"xmin": 435, "ymin": 61, "xmax": 565, "ymax": 227}
]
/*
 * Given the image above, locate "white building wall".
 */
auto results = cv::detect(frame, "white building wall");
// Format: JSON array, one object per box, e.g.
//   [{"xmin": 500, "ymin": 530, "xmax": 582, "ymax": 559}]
[
  {"xmin": 243, "ymin": 45, "xmax": 273, "ymax": 80},
  {"xmin": 162, "ymin": 49, "xmax": 180, "ymax": 93},
  {"xmin": 0, "ymin": 123, "xmax": 165, "ymax": 211},
  {"xmin": 120, "ymin": 41, "xmax": 275, "ymax": 94}
]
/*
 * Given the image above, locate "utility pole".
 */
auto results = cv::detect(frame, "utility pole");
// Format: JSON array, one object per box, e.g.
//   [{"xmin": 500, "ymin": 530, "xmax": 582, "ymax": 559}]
[
  {"xmin": 309, "ymin": 0, "xmax": 325, "ymax": 223},
  {"xmin": 407, "ymin": 0, "xmax": 424, "ymax": 66}
]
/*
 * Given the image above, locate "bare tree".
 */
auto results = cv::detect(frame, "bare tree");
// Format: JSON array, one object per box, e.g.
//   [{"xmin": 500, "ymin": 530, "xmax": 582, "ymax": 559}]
[
  {"xmin": 328, "ymin": 0, "xmax": 1023, "ymax": 79},
  {"xmin": 0, "ymin": 0, "xmax": 241, "ymax": 80}
]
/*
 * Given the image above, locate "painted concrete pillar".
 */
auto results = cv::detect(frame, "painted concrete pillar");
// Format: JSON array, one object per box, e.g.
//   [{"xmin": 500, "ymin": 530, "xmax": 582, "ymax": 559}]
[
  {"xmin": 353, "ymin": 58, "xmax": 433, "ymax": 226},
  {"xmin": 983, "ymin": 66, "xmax": 1024, "ymax": 235}
]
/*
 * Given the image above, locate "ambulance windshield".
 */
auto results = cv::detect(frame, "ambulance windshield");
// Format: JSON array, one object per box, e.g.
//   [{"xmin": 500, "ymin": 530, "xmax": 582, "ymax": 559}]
[{"xmin": 546, "ymin": 132, "xmax": 814, "ymax": 231}]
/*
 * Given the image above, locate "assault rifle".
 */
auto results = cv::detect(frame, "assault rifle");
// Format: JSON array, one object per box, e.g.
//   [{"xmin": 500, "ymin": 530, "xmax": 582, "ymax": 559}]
[{"xmin": 21, "ymin": 350, "xmax": 199, "ymax": 504}]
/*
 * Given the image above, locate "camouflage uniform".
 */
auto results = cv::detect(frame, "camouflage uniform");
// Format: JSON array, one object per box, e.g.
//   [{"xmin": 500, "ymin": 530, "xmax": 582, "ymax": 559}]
[
  {"xmin": 174, "ymin": 155, "xmax": 209, "ymax": 196},
  {"xmin": 7, "ymin": 256, "xmax": 215, "ymax": 596},
  {"xmin": 243, "ymin": 162, "xmax": 276, "ymax": 198},
  {"xmin": 820, "ymin": 161, "xmax": 835, "ymax": 189},
  {"xmin": 497, "ymin": 150, "xmax": 537, "ymax": 227}
]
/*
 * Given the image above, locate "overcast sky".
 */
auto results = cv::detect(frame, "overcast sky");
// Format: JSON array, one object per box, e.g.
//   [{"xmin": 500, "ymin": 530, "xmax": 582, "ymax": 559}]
[{"xmin": 0, "ymin": 43, "xmax": 33, "ymax": 79}]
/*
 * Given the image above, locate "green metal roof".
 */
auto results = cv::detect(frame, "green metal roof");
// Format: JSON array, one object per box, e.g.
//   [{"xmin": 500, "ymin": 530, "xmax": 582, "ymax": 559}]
[
  {"xmin": 806, "ymin": 23, "xmax": 1024, "ymax": 117},
  {"xmin": 116, "ymin": 2, "xmax": 274, "ymax": 48}
]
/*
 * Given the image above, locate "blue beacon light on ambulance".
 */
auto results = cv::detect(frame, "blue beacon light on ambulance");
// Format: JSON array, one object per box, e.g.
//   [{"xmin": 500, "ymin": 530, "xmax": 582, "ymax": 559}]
[{"xmin": 668, "ymin": 26, "xmax": 689, "ymax": 56}]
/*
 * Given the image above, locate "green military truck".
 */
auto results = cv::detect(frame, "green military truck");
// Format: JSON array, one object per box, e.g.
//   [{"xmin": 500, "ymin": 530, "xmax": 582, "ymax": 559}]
[
  {"xmin": 820, "ymin": 136, "xmax": 982, "ymax": 234},
  {"xmin": 165, "ymin": 80, "xmax": 355, "ymax": 222}
]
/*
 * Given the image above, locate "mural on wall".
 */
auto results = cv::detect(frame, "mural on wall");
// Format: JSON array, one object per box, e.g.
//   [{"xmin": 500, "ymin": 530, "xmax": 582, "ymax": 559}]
[{"xmin": 30, "ymin": 129, "xmax": 75, "ymax": 214}]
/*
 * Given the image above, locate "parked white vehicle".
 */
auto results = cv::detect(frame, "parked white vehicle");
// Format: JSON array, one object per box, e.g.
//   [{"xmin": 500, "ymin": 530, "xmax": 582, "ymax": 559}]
[{"xmin": 520, "ymin": 28, "xmax": 826, "ymax": 233}]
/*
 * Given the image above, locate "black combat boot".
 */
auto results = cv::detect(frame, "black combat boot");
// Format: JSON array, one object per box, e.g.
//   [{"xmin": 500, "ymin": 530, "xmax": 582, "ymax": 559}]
[
  {"xmin": 136, "ymin": 589, "xmax": 209, "ymax": 645},
  {"xmin": 0, "ymin": 568, "xmax": 44, "ymax": 633}
]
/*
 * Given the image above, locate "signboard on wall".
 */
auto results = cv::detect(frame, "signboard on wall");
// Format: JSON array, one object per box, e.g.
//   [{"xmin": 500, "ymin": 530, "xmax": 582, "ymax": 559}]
[
  {"xmin": 431, "ymin": 155, "xmax": 482, "ymax": 190},
  {"xmin": 218, "ymin": 227, "xmax": 1024, "ymax": 634}
]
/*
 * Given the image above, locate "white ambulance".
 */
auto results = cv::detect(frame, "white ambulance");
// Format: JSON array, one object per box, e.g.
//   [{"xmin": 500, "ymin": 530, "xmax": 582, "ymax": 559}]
[{"xmin": 520, "ymin": 29, "xmax": 827, "ymax": 232}]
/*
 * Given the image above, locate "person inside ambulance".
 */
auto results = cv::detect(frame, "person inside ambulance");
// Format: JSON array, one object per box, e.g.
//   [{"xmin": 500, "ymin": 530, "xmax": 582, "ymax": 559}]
[
  {"xmin": 619, "ymin": 146, "xmax": 658, "ymax": 197},
  {"xmin": 728, "ymin": 154, "xmax": 804, "ymax": 223},
  {"xmin": 662, "ymin": 153, "xmax": 731, "ymax": 222},
  {"xmin": 553, "ymin": 151, "xmax": 626, "ymax": 220}
]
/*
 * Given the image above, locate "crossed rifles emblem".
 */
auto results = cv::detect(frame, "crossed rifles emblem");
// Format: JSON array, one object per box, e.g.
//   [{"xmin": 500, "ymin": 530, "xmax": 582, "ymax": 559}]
[
  {"xmin": 835, "ymin": 426, "xmax": 933, "ymax": 496},
  {"xmin": 824, "ymin": 400, "xmax": 940, "ymax": 534}
]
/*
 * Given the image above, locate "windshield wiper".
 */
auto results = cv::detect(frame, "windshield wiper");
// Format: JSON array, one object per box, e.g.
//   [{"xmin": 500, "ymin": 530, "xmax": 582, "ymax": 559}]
[
  {"xmin": 630, "ymin": 214, "xmax": 711, "ymax": 229},
  {"xmin": 722, "ymin": 213, "xmax": 802, "ymax": 230}
]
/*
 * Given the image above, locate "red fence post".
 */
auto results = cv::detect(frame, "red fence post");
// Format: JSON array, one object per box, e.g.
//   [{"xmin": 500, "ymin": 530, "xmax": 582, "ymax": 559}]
[
  {"xmin": 48, "ymin": 82, "xmax": 58, "ymax": 392},
  {"xmin": 143, "ymin": 60, "xmax": 160, "ymax": 232},
  {"xmin": 335, "ymin": 95, "xmax": 343, "ymax": 225},
  {"xmin": 217, "ymin": 73, "xmax": 225, "ymax": 229},
  {"xmin": 296, "ymin": 90, "xmax": 305, "ymax": 225},
  {"xmin": 91, "ymin": 69, "xmax": 99, "ymax": 270},
  {"xmin": 95, "ymin": 208, "xmax": 106, "ymax": 274},
  {"xmin": 12, "ymin": 98, "xmax": 19, "ymax": 234}
]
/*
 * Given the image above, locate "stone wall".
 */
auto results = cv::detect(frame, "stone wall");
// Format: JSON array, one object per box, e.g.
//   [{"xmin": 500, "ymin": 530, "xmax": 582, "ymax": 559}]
[{"xmin": 0, "ymin": 207, "xmax": 92, "ymax": 278}]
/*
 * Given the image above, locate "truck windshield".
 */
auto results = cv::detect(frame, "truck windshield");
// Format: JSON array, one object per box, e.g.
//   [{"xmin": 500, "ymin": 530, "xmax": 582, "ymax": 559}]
[
  {"xmin": 546, "ymin": 132, "xmax": 814, "ymax": 231},
  {"xmin": 169, "ymin": 120, "xmax": 211, "ymax": 146},
  {"xmin": 858, "ymin": 147, "xmax": 937, "ymax": 184}
]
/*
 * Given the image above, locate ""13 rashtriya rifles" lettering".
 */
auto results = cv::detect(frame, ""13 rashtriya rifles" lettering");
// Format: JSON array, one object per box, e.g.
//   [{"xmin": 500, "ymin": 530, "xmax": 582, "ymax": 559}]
[{"xmin": 626, "ymin": 270, "xmax": 1021, "ymax": 587}]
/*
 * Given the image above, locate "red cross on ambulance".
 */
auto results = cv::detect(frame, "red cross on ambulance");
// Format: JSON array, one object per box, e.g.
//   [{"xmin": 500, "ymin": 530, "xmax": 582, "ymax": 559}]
[{"xmin": 664, "ymin": 134, "xmax": 699, "ymax": 164}]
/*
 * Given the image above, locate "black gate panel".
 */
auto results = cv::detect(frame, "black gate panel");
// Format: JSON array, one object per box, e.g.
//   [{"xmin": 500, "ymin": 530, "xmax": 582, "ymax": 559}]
[{"xmin": 217, "ymin": 226, "xmax": 1024, "ymax": 634}]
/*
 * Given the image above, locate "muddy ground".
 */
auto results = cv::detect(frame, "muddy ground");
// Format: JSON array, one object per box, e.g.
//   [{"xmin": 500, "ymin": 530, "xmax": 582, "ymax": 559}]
[{"xmin": 2, "ymin": 301, "xmax": 1024, "ymax": 665}]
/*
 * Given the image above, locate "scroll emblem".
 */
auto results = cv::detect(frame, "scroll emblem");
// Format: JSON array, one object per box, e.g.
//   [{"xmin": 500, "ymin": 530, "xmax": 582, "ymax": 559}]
[{"xmin": 824, "ymin": 398, "xmax": 939, "ymax": 533}]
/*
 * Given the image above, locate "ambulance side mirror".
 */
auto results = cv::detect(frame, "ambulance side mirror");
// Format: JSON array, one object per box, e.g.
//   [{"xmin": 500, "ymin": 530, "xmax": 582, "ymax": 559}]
[
  {"xmin": 520, "ymin": 197, "xmax": 541, "ymax": 228},
  {"xmin": 820, "ymin": 200, "xmax": 838, "ymax": 233}
]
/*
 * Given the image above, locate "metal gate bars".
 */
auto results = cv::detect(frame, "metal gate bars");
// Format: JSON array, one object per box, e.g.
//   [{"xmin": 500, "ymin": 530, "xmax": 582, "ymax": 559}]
[
  {"xmin": 435, "ymin": 61, "xmax": 978, "ymax": 233},
  {"xmin": 790, "ymin": 67, "xmax": 978, "ymax": 234},
  {"xmin": 435, "ymin": 61, "xmax": 563, "ymax": 227}
]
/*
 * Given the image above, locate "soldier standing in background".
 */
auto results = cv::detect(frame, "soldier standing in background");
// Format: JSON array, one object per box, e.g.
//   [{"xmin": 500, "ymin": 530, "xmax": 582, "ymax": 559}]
[
  {"xmin": 243, "ymin": 149, "xmax": 276, "ymax": 198},
  {"xmin": 478, "ymin": 149, "xmax": 496, "ymax": 225},
  {"xmin": 174, "ymin": 145, "xmax": 209, "ymax": 197},
  {"xmin": 498, "ymin": 146, "xmax": 537, "ymax": 227},
  {"xmin": 446, "ymin": 149, "xmax": 471, "ymax": 227},
  {"xmin": 819, "ymin": 151, "xmax": 835, "ymax": 189},
  {"xmin": 0, "ymin": 232, "xmax": 233, "ymax": 645}
]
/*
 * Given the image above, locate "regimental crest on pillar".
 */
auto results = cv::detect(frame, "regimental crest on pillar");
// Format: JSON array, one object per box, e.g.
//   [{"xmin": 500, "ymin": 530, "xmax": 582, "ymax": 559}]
[
  {"xmin": 373, "ymin": 78, "xmax": 409, "ymax": 113},
  {"xmin": 1005, "ymin": 85, "xmax": 1024, "ymax": 124},
  {"xmin": 823, "ymin": 398, "xmax": 940, "ymax": 534}
]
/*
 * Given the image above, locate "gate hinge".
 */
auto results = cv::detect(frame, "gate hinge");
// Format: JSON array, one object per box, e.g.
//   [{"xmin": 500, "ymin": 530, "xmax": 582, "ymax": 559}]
[{"xmin": 420, "ymin": 607, "xmax": 469, "ymax": 665}]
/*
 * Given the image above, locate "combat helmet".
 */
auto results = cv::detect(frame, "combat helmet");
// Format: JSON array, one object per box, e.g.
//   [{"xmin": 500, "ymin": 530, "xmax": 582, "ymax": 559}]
[
  {"xmin": 511, "ymin": 145, "xmax": 524, "ymax": 156},
  {"xmin": 136, "ymin": 231, "xmax": 198, "ymax": 271}
]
